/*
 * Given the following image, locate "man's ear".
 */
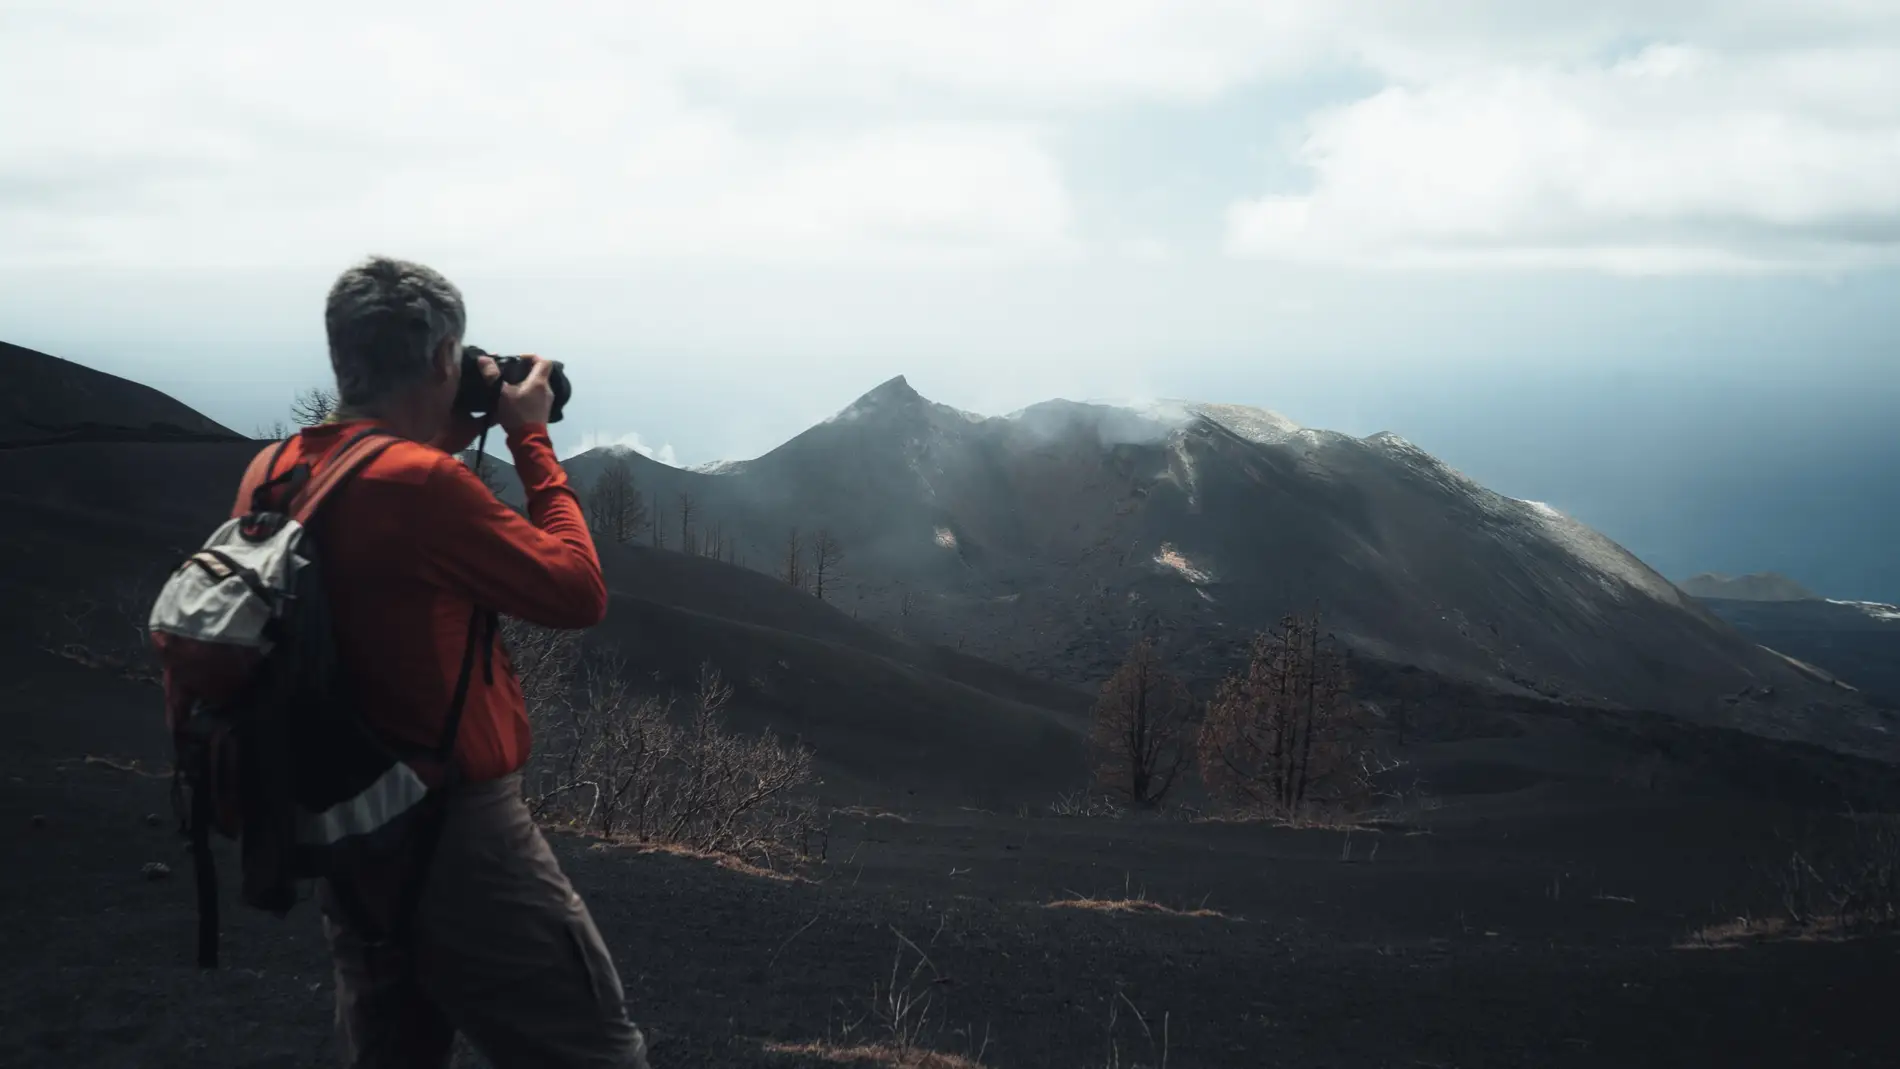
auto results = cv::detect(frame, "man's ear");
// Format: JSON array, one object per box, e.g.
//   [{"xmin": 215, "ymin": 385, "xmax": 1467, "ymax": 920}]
[{"xmin": 435, "ymin": 337, "xmax": 462, "ymax": 381}]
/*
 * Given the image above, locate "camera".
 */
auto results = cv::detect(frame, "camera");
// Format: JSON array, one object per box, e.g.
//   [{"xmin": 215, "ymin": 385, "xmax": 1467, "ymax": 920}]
[{"xmin": 453, "ymin": 345, "xmax": 571, "ymax": 424}]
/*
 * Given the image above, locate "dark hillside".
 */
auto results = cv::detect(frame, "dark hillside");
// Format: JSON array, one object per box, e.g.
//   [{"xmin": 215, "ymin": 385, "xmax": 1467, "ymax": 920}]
[
  {"xmin": 2, "ymin": 341, "xmax": 239, "ymax": 446},
  {"xmin": 598, "ymin": 540, "xmax": 909, "ymax": 657},
  {"xmin": 589, "ymin": 595, "xmax": 1087, "ymax": 809},
  {"xmin": 596, "ymin": 539, "xmax": 1092, "ymax": 715},
  {"xmin": 0, "ymin": 440, "xmax": 260, "ymax": 651}
]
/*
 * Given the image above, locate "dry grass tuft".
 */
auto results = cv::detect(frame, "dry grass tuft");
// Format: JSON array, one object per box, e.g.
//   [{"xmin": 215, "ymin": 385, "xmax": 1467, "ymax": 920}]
[
  {"xmin": 778, "ymin": 921, "xmax": 993, "ymax": 1069},
  {"xmin": 1045, "ymin": 789, "xmax": 1126, "ymax": 818},
  {"xmin": 56, "ymin": 755, "xmax": 171, "ymax": 779},
  {"xmin": 1679, "ymin": 912, "xmax": 1894, "ymax": 950},
  {"xmin": 761, "ymin": 1040, "xmax": 984, "ymax": 1068},
  {"xmin": 1678, "ymin": 915, "xmax": 1794, "ymax": 949},
  {"xmin": 46, "ymin": 643, "xmax": 162, "ymax": 686},
  {"xmin": 590, "ymin": 838, "xmax": 807, "ymax": 883},
  {"xmin": 1188, "ymin": 811, "xmax": 1387, "ymax": 832},
  {"xmin": 1045, "ymin": 897, "xmax": 1226, "ymax": 920},
  {"xmin": 836, "ymin": 806, "xmax": 911, "ymax": 823}
]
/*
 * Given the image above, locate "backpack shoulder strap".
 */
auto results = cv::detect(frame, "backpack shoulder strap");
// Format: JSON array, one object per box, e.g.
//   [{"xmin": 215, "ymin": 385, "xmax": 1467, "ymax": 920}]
[
  {"xmin": 245, "ymin": 437, "xmax": 295, "ymax": 485},
  {"xmin": 289, "ymin": 428, "xmax": 405, "ymax": 526},
  {"xmin": 240, "ymin": 438, "xmax": 298, "ymax": 515}
]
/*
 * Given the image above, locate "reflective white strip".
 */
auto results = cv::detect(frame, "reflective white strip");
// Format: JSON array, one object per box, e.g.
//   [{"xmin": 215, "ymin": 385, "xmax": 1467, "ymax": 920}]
[{"xmin": 297, "ymin": 761, "xmax": 431, "ymax": 846}]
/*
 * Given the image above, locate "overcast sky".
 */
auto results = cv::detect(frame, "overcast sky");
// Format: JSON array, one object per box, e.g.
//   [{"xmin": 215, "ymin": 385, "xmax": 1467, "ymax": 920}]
[{"xmin": 2, "ymin": 2, "xmax": 1896, "ymax": 595}]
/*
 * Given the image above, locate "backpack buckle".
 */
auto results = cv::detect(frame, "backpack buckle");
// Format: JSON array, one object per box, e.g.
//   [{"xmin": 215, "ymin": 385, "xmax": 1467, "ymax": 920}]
[
  {"xmin": 239, "ymin": 511, "xmax": 290, "ymax": 542},
  {"xmin": 248, "ymin": 462, "xmax": 312, "ymax": 517}
]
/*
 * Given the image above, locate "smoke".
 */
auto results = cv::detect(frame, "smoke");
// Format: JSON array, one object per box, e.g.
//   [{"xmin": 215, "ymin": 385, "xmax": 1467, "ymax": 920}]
[
  {"xmin": 1002, "ymin": 396, "xmax": 1195, "ymax": 449},
  {"xmin": 574, "ymin": 428, "xmax": 680, "ymax": 467}
]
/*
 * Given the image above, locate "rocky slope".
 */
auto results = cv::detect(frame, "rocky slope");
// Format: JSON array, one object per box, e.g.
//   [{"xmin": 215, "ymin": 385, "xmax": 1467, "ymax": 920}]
[
  {"xmin": 562, "ymin": 377, "xmax": 1893, "ymax": 757},
  {"xmin": 1694, "ymin": 596, "xmax": 1900, "ymax": 706}
]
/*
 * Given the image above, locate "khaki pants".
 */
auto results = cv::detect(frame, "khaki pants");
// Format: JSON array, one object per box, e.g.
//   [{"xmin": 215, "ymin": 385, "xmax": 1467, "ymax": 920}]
[{"xmin": 319, "ymin": 772, "xmax": 651, "ymax": 1068}]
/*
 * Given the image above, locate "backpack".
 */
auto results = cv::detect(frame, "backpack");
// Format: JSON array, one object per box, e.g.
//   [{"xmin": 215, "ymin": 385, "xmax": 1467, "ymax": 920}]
[{"xmin": 148, "ymin": 427, "xmax": 486, "ymax": 967}]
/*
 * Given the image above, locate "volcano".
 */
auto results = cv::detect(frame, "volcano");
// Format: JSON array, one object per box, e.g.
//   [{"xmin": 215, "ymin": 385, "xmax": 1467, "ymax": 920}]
[{"xmin": 560, "ymin": 376, "xmax": 1893, "ymax": 758}]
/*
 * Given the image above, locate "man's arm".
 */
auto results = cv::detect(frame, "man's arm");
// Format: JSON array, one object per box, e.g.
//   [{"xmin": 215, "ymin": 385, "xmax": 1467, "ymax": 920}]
[{"xmin": 415, "ymin": 424, "xmax": 608, "ymax": 629}]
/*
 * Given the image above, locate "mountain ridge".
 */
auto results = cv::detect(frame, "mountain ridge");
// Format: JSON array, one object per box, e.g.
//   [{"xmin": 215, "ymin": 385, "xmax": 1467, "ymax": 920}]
[
  {"xmin": 552, "ymin": 374, "xmax": 1893, "ymax": 756},
  {"xmin": 9, "ymin": 340, "xmax": 1887, "ymax": 758},
  {"xmin": 3, "ymin": 341, "xmax": 241, "ymax": 446},
  {"xmin": 1680, "ymin": 572, "xmax": 1822, "ymax": 602}
]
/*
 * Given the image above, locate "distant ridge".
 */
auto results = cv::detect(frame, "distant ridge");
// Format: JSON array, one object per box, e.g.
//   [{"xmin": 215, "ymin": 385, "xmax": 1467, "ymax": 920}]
[{"xmin": 1680, "ymin": 572, "xmax": 1820, "ymax": 602}]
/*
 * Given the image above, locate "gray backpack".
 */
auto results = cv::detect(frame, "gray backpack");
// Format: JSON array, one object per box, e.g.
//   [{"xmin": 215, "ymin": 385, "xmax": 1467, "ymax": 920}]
[{"xmin": 149, "ymin": 428, "xmax": 484, "ymax": 967}]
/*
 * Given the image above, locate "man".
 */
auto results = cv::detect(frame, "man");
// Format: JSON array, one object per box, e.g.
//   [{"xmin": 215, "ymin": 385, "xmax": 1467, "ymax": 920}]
[{"xmin": 231, "ymin": 256, "xmax": 651, "ymax": 1068}]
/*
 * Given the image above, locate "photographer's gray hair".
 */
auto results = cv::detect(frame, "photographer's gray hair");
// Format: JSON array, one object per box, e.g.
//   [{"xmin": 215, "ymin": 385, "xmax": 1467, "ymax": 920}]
[{"xmin": 325, "ymin": 256, "xmax": 467, "ymax": 409}]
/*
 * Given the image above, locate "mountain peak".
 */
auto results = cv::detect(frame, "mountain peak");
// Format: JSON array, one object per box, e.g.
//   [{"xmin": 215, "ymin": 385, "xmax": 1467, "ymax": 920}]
[
  {"xmin": 825, "ymin": 374, "xmax": 932, "ymax": 426},
  {"xmin": 861, "ymin": 374, "xmax": 920, "ymax": 404}
]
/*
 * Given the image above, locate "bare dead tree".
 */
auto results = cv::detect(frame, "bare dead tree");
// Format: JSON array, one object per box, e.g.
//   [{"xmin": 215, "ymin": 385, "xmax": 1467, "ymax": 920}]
[
  {"xmin": 509, "ymin": 619, "xmax": 632, "ymax": 831},
  {"xmin": 585, "ymin": 458, "xmax": 647, "ymax": 544},
  {"xmin": 1763, "ymin": 812, "xmax": 1900, "ymax": 934},
  {"xmin": 38, "ymin": 575, "xmax": 165, "ymax": 685},
  {"xmin": 701, "ymin": 520, "xmax": 725, "ymax": 561},
  {"xmin": 1197, "ymin": 610, "xmax": 1370, "ymax": 820},
  {"xmin": 501, "ymin": 617, "xmax": 585, "ymax": 720},
  {"xmin": 290, "ymin": 385, "xmax": 338, "ymax": 427},
  {"xmin": 500, "ymin": 618, "xmax": 587, "ymax": 817},
  {"xmin": 576, "ymin": 652, "xmax": 677, "ymax": 838},
  {"xmin": 1089, "ymin": 637, "xmax": 1192, "ymax": 808},
  {"xmin": 678, "ymin": 491, "xmax": 699, "ymax": 556},
  {"xmin": 651, "ymin": 503, "xmax": 668, "ymax": 550},
  {"xmin": 508, "ymin": 618, "xmax": 817, "ymax": 855},
  {"xmin": 656, "ymin": 664, "xmax": 816, "ymax": 853},
  {"xmin": 781, "ymin": 528, "xmax": 804, "ymax": 591},
  {"xmin": 254, "ymin": 419, "xmax": 291, "ymax": 440},
  {"xmin": 810, "ymin": 528, "xmax": 845, "ymax": 600}
]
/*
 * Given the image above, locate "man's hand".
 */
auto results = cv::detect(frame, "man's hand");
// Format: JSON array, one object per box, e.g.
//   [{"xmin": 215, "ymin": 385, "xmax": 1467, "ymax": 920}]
[{"xmin": 493, "ymin": 353, "xmax": 556, "ymax": 433}]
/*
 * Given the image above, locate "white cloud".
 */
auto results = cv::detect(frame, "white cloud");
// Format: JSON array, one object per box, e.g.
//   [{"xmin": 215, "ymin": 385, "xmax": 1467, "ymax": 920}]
[
  {"xmin": 574, "ymin": 429, "xmax": 680, "ymax": 467},
  {"xmin": 1227, "ymin": 41, "xmax": 1900, "ymax": 273},
  {"xmin": 0, "ymin": 3, "xmax": 1083, "ymax": 269},
  {"xmin": 6, "ymin": 2, "xmax": 1900, "ymax": 275},
  {"xmin": 623, "ymin": 1, "xmax": 1324, "ymax": 104},
  {"xmin": 1114, "ymin": 238, "xmax": 1178, "ymax": 263}
]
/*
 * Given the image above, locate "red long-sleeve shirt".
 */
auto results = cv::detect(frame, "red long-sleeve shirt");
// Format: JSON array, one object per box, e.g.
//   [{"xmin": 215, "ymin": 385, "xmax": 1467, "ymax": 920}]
[{"xmin": 231, "ymin": 419, "xmax": 606, "ymax": 782}]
